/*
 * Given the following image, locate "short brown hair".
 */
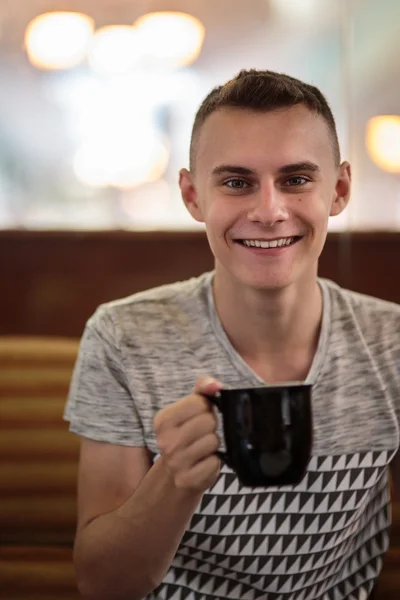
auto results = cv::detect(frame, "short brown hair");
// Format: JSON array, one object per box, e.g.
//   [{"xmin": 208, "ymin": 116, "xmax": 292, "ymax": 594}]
[{"xmin": 189, "ymin": 69, "xmax": 340, "ymax": 170}]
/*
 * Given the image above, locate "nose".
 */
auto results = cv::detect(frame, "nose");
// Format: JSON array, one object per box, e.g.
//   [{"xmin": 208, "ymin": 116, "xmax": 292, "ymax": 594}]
[{"xmin": 247, "ymin": 184, "xmax": 289, "ymax": 226}]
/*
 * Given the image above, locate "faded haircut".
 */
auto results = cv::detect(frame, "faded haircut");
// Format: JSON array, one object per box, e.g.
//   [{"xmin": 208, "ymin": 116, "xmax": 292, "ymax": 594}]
[{"xmin": 189, "ymin": 69, "xmax": 340, "ymax": 171}]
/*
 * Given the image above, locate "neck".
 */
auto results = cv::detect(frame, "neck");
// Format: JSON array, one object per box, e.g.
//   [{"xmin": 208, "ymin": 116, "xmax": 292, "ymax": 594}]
[{"xmin": 212, "ymin": 267, "xmax": 323, "ymax": 380}]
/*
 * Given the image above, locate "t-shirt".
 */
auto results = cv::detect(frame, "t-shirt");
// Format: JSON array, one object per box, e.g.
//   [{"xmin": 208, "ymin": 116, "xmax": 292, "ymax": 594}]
[{"xmin": 64, "ymin": 272, "xmax": 400, "ymax": 600}]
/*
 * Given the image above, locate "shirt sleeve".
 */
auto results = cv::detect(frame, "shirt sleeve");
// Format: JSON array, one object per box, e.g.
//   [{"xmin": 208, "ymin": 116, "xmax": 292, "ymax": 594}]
[{"xmin": 64, "ymin": 306, "xmax": 146, "ymax": 447}]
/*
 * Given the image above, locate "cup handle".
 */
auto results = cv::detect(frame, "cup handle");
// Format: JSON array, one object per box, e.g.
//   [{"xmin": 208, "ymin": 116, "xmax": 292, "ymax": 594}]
[{"xmin": 204, "ymin": 391, "xmax": 229, "ymax": 464}]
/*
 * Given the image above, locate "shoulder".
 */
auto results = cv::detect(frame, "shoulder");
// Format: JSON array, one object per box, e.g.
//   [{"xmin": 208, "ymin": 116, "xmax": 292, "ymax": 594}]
[
  {"xmin": 322, "ymin": 278, "xmax": 400, "ymax": 317},
  {"xmin": 86, "ymin": 271, "xmax": 213, "ymax": 347},
  {"xmin": 321, "ymin": 278, "xmax": 400, "ymax": 343}
]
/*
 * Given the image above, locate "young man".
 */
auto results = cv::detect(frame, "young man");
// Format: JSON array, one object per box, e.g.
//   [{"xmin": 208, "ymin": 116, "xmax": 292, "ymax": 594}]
[{"xmin": 65, "ymin": 70, "xmax": 400, "ymax": 600}]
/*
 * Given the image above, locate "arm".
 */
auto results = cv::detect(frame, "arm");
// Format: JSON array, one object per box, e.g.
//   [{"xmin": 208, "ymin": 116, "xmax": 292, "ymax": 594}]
[
  {"xmin": 74, "ymin": 440, "xmax": 203, "ymax": 600},
  {"xmin": 74, "ymin": 378, "xmax": 222, "ymax": 600}
]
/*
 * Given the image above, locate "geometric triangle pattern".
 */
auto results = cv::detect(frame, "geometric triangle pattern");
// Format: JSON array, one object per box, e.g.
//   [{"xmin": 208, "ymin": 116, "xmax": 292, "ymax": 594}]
[{"xmin": 147, "ymin": 450, "xmax": 394, "ymax": 600}]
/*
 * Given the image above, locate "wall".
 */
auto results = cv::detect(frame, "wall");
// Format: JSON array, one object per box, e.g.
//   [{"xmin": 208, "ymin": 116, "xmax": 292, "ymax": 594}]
[{"xmin": 1, "ymin": 230, "xmax": 400, "ymax": 337}]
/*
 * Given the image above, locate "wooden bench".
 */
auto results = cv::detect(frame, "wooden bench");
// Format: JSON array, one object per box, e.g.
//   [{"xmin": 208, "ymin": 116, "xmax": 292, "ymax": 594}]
[
  {"xmin": 1, "ymin": 335, "xmax": 400, "ymax": 599},
  {"xmin": 0, "ymin": 336, "xmax": 80, "ymax": 600}
]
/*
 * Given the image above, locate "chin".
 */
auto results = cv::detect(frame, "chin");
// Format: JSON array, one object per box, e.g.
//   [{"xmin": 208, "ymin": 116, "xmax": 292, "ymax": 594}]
[{"xmin": 231, "ymin": 266, "xmax": 297, "ymax": 292}]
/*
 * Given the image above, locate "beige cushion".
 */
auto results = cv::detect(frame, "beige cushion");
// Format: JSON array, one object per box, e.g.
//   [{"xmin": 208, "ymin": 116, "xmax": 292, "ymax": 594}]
[
  {"xmin": 0, "ymin": 336, "xmax": 80, "ymax": 545},
  {"xmin": 0, "ymin": 545, "xmax": 77, "ymax": 599}
]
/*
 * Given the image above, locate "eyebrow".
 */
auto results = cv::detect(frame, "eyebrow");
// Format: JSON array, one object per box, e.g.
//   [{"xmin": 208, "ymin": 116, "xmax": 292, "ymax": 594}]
[
  {"xmin": 211, "ymin": 161, "xmax": 320, "ymax": 177},
  {"xmin": 278, "ymin": 161, "xmax": 320, "ymax": 174},
  {"xmin": 211, "ymin": 165, "xmax": 254, "ymax": 177}
]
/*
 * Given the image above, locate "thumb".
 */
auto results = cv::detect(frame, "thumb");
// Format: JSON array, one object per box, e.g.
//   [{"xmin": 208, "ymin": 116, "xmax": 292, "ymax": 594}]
[{"xmin": 193, "ymin": 376, "xmax": 223, "ymax": 396}]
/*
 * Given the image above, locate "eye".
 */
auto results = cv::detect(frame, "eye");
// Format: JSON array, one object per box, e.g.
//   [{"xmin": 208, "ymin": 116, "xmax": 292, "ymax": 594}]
[
  {"xmin": 284, "ymin": 176, "xmax": 310, "ymax": 187},
  {"xmin": 224, "ymin": 178, "xmax": 251, "ymax": 190}
]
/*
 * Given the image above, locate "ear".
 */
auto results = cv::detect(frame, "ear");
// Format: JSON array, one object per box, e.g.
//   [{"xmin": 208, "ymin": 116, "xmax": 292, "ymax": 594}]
[
  {"xmin": 179, "ymin": 168, "xmax": 205, "ymax": 222},
  {"xmin": 330, "ymin": 161, "xmax": 351, "ymax": 217}
]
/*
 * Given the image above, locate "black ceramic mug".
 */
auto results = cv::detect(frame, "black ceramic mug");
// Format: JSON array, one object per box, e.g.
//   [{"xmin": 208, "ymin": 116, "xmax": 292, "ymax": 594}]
[{"xmin": 205, "ymin": 383, "xmax": 312, "ymax": 487}]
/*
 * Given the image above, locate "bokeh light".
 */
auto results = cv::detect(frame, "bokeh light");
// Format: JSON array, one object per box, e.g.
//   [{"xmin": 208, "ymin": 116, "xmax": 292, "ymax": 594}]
[
  {"xmin": 134, "ymin": 11, "xmax": 205, "ymax": 68},
  {"xmin": 366, "ymin": 115, "xmax": 400, "ymax": 173},
  {"xmin": 25, "ymin": 12, "xmax": 94, "ymax": 70},
  {"xmin": 73, "ymin": 128, "xmax": 169, "ymax": 189},
  {"xmin": 88, "ymin": 25, "xmax": 141, "ymax": 76}
]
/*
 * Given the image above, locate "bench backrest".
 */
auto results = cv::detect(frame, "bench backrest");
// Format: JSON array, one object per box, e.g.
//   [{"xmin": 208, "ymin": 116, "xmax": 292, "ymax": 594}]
[{"xmin": 0, "ymin": 336, "xmax": 80, "ymax": 545}]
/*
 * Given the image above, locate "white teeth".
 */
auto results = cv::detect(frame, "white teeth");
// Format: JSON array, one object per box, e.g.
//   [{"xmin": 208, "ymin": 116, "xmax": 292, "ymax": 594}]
[{"xmin": 242, "ymin": 237, "xmax": 294, "ymax": 249}]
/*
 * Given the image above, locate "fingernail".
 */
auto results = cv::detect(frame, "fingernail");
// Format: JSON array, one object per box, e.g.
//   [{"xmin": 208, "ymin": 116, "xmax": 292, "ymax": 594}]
[{"xmin": 202, "ymin": 376, "xmax": 222, "ymax": 386}]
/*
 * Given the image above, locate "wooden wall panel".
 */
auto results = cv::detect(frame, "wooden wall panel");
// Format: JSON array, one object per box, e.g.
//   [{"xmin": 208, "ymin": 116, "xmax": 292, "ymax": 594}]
[{"xmin": 1, "ymin": 230, "xmax": 399, "ymax": 337}]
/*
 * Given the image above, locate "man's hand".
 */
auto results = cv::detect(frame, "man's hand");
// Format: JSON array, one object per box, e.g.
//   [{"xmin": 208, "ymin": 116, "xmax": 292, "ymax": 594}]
[{"xmin": 154, "ymin": 377, "xmax": 223, "ymax": 492}]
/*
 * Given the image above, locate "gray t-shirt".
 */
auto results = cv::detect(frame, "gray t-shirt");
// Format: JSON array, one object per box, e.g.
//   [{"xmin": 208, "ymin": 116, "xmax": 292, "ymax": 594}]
[{"xmin": 65, "ymin": 273, "xmax": 400, "ymax": 600}]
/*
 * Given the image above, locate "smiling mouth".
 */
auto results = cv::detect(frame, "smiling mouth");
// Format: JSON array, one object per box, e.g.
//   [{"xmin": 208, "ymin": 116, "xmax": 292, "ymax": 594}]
[{"xmin": 235, "ymin": 236, "xmax": 303, "ymax": 249}]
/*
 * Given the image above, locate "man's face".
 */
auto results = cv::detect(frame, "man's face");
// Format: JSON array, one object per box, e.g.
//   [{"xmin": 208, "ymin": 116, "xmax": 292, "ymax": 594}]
[{"xmin": 180, "ymin": 105, "xmax": 351, "ymax": 291}]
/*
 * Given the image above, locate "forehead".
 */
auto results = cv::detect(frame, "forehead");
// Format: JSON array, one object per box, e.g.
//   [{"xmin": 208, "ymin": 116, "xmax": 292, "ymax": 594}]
[{"xmin": 195, "ymin": 105, "xmax": 335, "ymax": 173}]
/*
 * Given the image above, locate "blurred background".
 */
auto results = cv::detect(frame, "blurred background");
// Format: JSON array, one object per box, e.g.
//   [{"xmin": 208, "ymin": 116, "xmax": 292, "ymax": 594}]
[
  {"xmin": 1, "ymin": 2, "xmax": 400, "ymax": 599},
  {"xmin": 0, "ymin": 0, "xmax": 399, "ymax": 231}
]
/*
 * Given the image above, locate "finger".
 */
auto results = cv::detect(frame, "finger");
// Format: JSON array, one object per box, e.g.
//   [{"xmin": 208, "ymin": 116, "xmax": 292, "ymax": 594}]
[
  {"xmin": 157, "ymin": 411, "xmax": 218, "ymax": 458},
  {"xmin": 154, "ymin": 378, "xmax": 223, "ymax": 433},
  {"xmin": 179, "ymin": 412, "xmax": 218, "ymax": 448},
  {"xmin": 165, "ymin": 432, "xmax": 220, "ymax": 473},
  {"xmin": 154, "ymin": 394, "xmax": 209, "ymax": 432},
  {"xmin": 186, "ymin": 433, "xmax": 221, "ymax": 465},
  {"xmin": 193, "ymin": 376, "xmax": 223, "ymax": 396},
  {"xmin": 175, "ymin": 455, "xmax": 221, "ymax": 490}
]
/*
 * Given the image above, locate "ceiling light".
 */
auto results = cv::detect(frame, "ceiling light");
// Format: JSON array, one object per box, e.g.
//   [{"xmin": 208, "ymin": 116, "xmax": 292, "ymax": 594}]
[
  {"xmin": 134, "ymin": 11, "xmax": 205, "ymax": 68},
  {"xmin": 366, "ymin": 115, "xmax": 400, "ymax": 173},
  {"xmin": 88, "ymin": 25, "xmax": 141, "ymax": 76},
  {"xmin": 25, "ymin": 11, "xmax": 94, "ymax": 71}
]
